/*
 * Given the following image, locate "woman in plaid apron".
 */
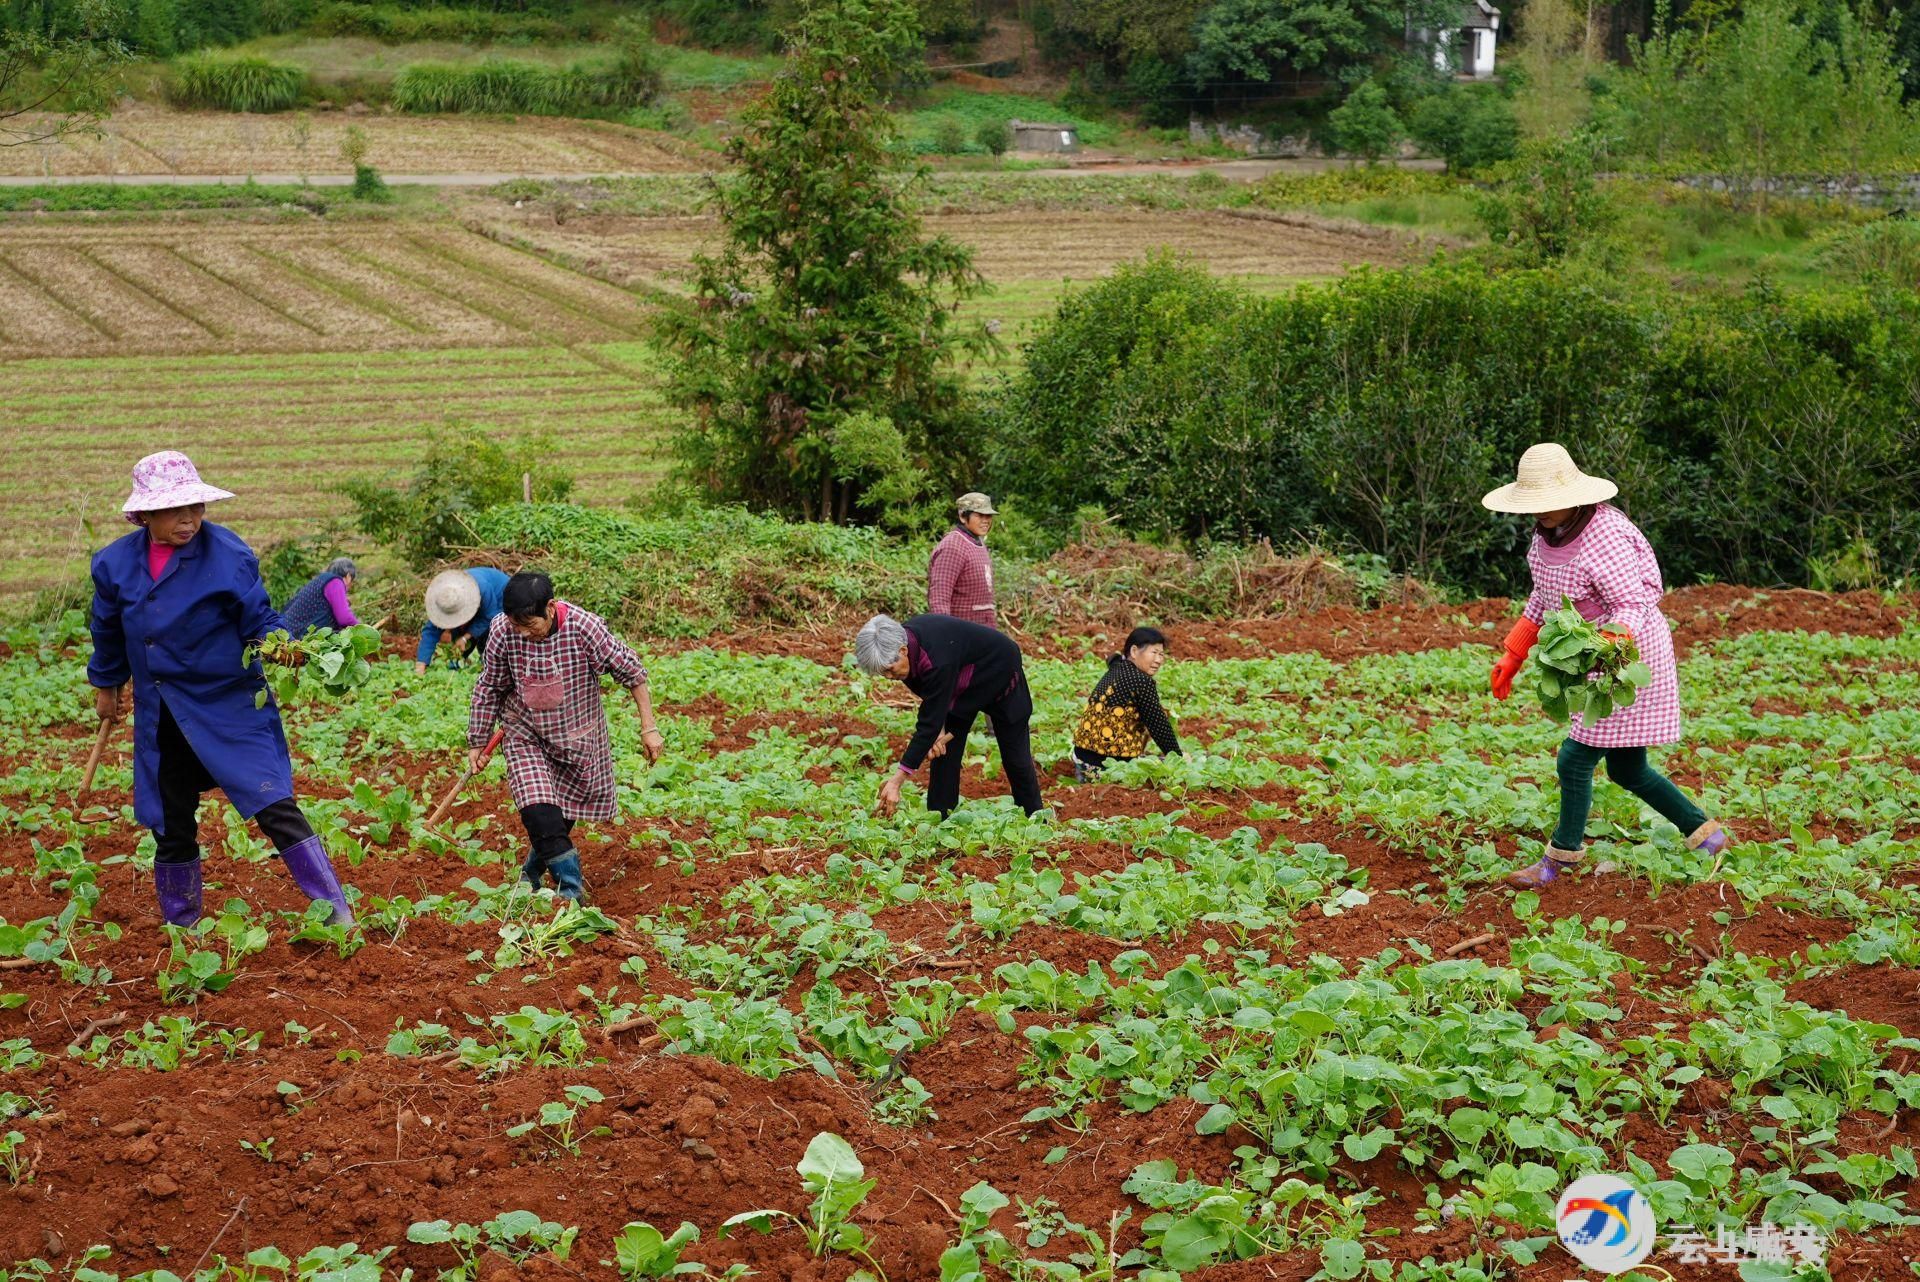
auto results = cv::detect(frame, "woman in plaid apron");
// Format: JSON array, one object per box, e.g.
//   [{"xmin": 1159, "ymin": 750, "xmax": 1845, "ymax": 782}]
[
  {"xmin": 467, "ymin": 573, "xmax": 665, "ymax": 899},
  {"xmin": 1483, "ymin": 444, "xmax": 1733, "ymax": 889}
]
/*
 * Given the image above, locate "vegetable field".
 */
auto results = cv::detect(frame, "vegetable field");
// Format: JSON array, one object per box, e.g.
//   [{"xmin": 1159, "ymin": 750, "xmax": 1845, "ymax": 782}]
[{"xmin": 2, "ymin": 587, "xmax": 1917, "ymax": 1280}]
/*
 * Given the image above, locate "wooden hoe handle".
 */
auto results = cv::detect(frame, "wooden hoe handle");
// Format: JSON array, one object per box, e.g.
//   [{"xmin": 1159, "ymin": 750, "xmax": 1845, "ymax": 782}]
[{"xmin": 426, "ymin": 728, "xmax": 504, "ymax": 828}]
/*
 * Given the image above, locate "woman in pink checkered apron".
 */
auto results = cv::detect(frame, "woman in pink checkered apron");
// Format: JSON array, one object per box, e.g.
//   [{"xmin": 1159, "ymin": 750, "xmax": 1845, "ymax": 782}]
[
  {"xmin": 467, "ymin": 572, "xmax": 666, "ymax": 900},
  {"xmin": 1483, "ymin": 444, "xmax": 1733, "ymax": 889}
]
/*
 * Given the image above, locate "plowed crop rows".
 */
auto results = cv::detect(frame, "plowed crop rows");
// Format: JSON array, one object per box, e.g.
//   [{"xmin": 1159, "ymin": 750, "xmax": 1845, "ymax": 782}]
[
  {"xmin": 0, "ymin": 224, "xmax": 647, "ymax": 357},
  {"xmin": 1, "ymin": 592, "xmax": 1917, "ymax": 1280},
  {"xmin": 0, "ymin": 106, "xmax": 700, "ymax": 177},
  {"xmin": 481, "ymin": 207, "xmax": 1407, "ymax": 299}
]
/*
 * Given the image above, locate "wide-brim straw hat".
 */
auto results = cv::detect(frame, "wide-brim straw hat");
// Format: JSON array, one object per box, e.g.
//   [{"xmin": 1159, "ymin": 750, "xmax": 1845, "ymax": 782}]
[
  {"xmin": 121, "ymin": 450, "xmax": 236, "ymax": 523},
  {"xmin": 425, "ymin": 569, "xmax": 482, "ymax": 629},
  {"xmin": 1481, "ymin": 442, "xmax": 1618, "ymax": 514}
]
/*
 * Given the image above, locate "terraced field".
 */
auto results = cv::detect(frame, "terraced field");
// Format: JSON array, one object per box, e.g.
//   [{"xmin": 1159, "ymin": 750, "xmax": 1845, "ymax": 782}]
[
  {"xmin": 0, "ymin": 106, "xmax": 701, "ymax": 178},
  {"xmin": 0, "ymin": 195, "xmax": 1406, "ymax": 602},
  {"xmin": 1, "ymin": 343, "xmax": 673, "ymax": 598},
  {"xmin": 484, "ymin": 207, "xmax": 1406, "ymax": 306}
]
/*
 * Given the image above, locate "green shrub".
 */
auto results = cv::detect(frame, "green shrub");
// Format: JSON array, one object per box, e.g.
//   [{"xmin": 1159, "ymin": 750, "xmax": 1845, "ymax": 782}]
[
  {"xmin": 988, "ymin": 255, "xmax": 1920, "ymax": 592},
  {"xmin": 167, "ymin": 53, "xmax": 309, "ymax": 112},
  {"xmin": 390, "ymin": 54, "xmax": 657, "ymax": 116},
  {"xmin": 972, "ymin": 116, "xmax": 1010, "ymax": 157},
  {"xmin": 1474, "ymin": 128, "xmax": 1619, "ymax": 264},
  {"xmin": 1408, "ymin": 83, "xmax": 1518, "ymax": 173},
  {"xmin": 310, "ymin": 2, "xmax": 584, "ymax": 42},
  {"xmin": 983, "ymin": 252, "xmax": 1292, "ymax": 542},
  {"xmin": 340, "ymin": 426, "xmax": 575, "ymax": 570},
  {"xmin": 931, "ymin": 114, "xmax": 968, "ymax": 154},
  {"xmin": 1327, "ymin": 80, "xmax": 1403, "ymax": 162},
  {"xmin": 1812, "ymin": 218, "xmax": 1920, "ymax": 291}
]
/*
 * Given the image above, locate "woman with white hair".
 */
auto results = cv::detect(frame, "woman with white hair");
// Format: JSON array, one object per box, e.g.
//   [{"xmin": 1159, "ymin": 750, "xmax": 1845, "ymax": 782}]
[
  {"xmin": 853, "ymin": 612, "xmax": 1045, "ymax": 819},
  {"xmin": 281, "ymin": 556, "xmax": 362, "ymax": 636}
]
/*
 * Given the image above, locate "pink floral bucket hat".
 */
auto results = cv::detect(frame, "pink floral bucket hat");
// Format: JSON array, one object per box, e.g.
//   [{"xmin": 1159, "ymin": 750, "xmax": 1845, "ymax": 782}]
[{"xmin": 122, "ymin": 451, "xmax": 236, "ymax": 524}]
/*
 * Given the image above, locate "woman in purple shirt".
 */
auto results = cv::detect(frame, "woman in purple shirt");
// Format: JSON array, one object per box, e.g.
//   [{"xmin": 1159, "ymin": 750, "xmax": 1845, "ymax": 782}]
[{"xmin": 280, "ymin": 558, "xmax": 360, "ymax": 636}]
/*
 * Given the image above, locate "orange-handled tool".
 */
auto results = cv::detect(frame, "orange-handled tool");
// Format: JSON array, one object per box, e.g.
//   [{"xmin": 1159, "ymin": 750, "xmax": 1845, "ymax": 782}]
[{"xmin": 426, "ymin": 728, "xmax": 503, "ymax": 828}]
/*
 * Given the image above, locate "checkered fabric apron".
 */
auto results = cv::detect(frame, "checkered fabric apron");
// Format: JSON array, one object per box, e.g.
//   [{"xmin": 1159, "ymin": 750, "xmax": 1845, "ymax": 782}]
[
  {"xmin": 1522, "ymin": 504, "xmax": 1681, "ymax": 748},
  {"xmin": 467, "ymin": 604, "xmax": 648, "ymax": 821}
]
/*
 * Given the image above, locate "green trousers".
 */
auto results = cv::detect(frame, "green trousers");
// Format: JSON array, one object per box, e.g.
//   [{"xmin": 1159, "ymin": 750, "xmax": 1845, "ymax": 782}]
[{"xmin": 1552, "ymin": 739, "xmax": 1708, "ymax": 852}]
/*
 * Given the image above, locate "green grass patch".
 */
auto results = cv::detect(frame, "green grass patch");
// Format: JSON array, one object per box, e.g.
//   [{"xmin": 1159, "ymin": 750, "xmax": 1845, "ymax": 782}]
[
  {"xmin": 167, "ymin": 53, "xmax": 310, "ymax": 113},
  {"xmin": 0, "ymin": 181, "xmax": 318, "ymax": 213},
  {"xmin": 652, "ymin": 43, "xmax": 779, "ymax": 91},
  {"xmin": 897, "ymin": 87, "xmax": 1118, "ymax": 154}
]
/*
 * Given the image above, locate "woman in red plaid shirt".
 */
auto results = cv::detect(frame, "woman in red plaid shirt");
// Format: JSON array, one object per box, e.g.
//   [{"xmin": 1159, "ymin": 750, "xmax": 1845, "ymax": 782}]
[{"xmin": 467, "ymin": 572, "xmax": 665, "ymax": 900}]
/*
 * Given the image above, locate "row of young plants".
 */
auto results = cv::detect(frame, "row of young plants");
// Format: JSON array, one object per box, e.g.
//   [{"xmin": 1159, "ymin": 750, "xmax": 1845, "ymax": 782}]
[{"xmin": 2, "ymin": 619, "xmax": 1916, "ymax": 1277}]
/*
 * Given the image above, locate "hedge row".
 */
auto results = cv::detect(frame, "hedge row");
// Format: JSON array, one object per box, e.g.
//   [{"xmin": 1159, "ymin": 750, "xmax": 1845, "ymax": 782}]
[{"xmin": 984, "ymin": 255, "xmax": 1920, "ymax": 595}]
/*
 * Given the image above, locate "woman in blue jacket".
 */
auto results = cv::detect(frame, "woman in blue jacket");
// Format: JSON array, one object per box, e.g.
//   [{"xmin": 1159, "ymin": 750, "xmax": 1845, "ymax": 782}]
[
  {"xmin": 415, "ymin": 567, "xmax": 509, "ymax": 674},
  {"xmin": 87, "ymin": 452, "xmax": 354, "ymax": 929}
]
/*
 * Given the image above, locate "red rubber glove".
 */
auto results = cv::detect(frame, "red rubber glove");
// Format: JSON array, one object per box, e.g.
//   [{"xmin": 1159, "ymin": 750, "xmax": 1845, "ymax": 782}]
[
  {"xmin": 1489, "ymin": 617, "xmax": 1540, "ymax": 701},
  {"xmin": 1599, "ymin": 624, "xmax": 1635, "ymax": 644}
]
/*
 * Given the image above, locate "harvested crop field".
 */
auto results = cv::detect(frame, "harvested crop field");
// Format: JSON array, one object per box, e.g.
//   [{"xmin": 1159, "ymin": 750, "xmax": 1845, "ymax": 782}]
[
  {"xmin": 2, "ymin": 591, "xmax": 1917, "ymax": 1280},
  {"xmin": 0, "ymin": 222, "xmax": 647, "ymax": 357},
  {"xmin": 473, "ymin": 206, "xmax": 1411, "ymax": 304},
  {"xmin": 0, "ymin": 107, "xmax": 702, "ymax": 178}
]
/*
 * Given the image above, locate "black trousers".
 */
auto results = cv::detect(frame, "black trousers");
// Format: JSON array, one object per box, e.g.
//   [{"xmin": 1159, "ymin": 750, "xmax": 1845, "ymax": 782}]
[
  {"xmin": 925, "ymin": 677, "xmax": 1046, "ymax": 817},
  {"xmin": 519, "ymin": 803, "xmax": 576, "ymax": 861},
  {"xmin": 154, "ymin": 701, "xmax": 313, "ymax": 865}
]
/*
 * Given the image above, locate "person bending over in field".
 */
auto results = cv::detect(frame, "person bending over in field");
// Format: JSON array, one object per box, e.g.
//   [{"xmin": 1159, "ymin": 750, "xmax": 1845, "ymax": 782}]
[
  {"xmin": 416, "ymin": 566, "xmax": 509, "ymax": 675},
  {"xmin": 87, "ymin": 451, "xmax": 355, "ymax": 929},
  {"xmin": 280, "ymin": 557, "xmax": 361, "ymax": 636},
  {"xmin": 1483, "ymin": 443, "xmax": 1732, "ymax": 888},
  {"xmin": 1070, "ymin": 626, "xmax": 1182, "ymax": 781},
  {"xmin": 853, "ymin": 613, "xmax": 1045, "ymax": 819},
  {"xmin": 467, "ymin": 572, "xmax": 665, "ymax": 901}
]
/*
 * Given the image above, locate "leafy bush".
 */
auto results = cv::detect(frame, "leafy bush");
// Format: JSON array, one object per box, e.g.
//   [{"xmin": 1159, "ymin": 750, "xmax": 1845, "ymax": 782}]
[
  {"xmin": 1812, "ymin": 218, "xmax": 1920, "ymax": 291},
  {"xmin": 1475, "ymin": 128, "xmax": 1619, "ymax": 264},
  {"xmin": 391, "ymin": 52, "xmax": 658, "ymax": 116},
  {"xmin": 1408, "ymin": 83, "xmax": 1518, "ymax": 172},
  {"xmin": 932, "ymin": 113, "xmax": 967, "ymax": 154},
  {"xmin": 310, "ymin": 2, "xmax": 588, "ymax": 42},
  {"xmin": 973, "ymin": 116, "xmax": 1010, "ymax": 157},
  {"xmin": 1327, "ymin": 80, "xmax": 1402, "ymax": 162},
  {"xmin": 984, "ymin": 251, "xmax": 1287, "ymax": 541},
  {"xmin": 167, "ymin": 53, "xmax": 308, "ymax": 112},
  {"xmin": 988, "ymin": 255, "xmax": 1920, "ymax": 592},
  {"xmin": 340, "ymin": 426, "xmax": 574, "ymax": 570}
]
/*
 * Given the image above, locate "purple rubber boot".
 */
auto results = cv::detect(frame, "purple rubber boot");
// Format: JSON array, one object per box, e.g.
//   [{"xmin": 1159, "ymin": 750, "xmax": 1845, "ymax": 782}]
[
  {"xmin": 1507, "ymin": 843, "xmax": 1583, "ymax": 890},
  {"xmin": 1687, "ymin": 821, "xmax": 1732, "ymax": 859},
  {"xmin": 280, "ymin": 834, "xmax": 354, "ymax": 925},
  {"xmin": 154, "ymin": 859, "xmax": 203, "ymax": 928}
]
